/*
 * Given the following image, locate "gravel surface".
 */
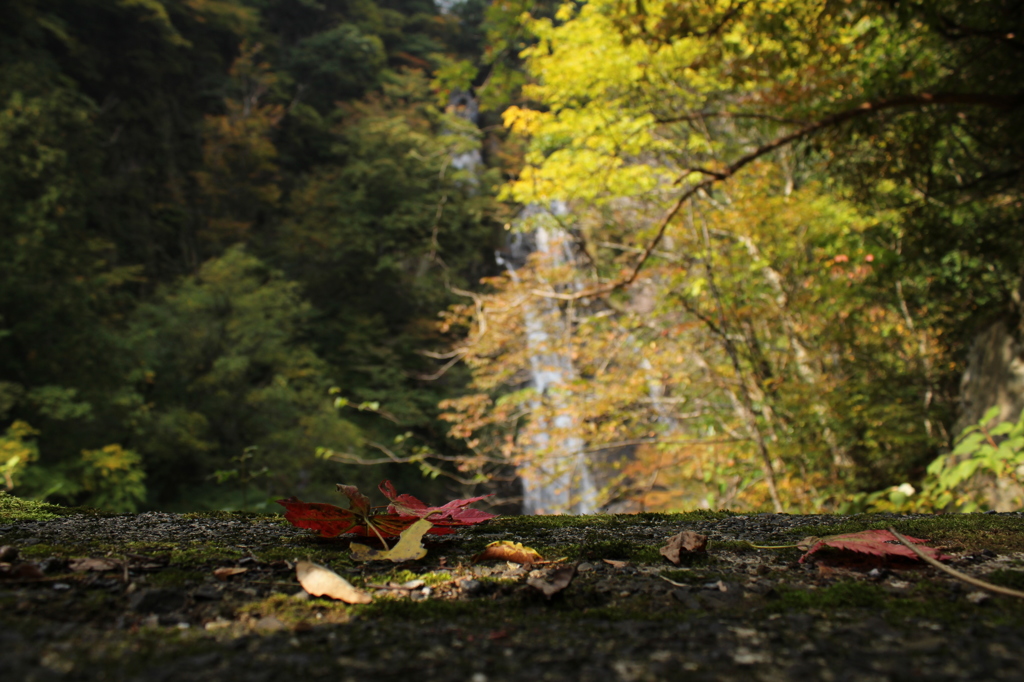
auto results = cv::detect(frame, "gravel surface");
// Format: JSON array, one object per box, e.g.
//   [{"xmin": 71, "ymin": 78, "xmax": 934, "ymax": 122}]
[{"xmin": 3, "ymin": 508, "xmax": 1024, "ymax": 681}]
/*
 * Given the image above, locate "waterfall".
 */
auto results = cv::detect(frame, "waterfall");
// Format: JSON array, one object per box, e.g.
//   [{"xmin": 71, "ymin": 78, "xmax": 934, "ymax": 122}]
[
  {"xmin": 447, "ymin": 90, "xmax": 595, "ymax": 514},
  {"xmin": 498, "ymin": 205, "xmax": 596, "ymax": 515}
]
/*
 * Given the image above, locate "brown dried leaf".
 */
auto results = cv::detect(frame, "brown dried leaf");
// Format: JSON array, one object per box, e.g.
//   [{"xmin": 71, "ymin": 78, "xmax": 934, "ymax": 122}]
[
  {"xmin": 602, "ymin": 559, "xmax": 629, "ymax": 569},
  {"xmin": 295, "ymin": 560, "xmax": 372, "ymax": 604},
  {"xmin": 473, "ymin": 540, "xmax": 544, "ymax": 565},
  {"xmin": 69, "ymin": 558, "xmax": 119, "ymax": 573},
  {"xmin": 527, "ymin": 564, "xmax": 576, "ymax": 598},
  {"xmin": 0, "ymin": 562, "xmax": 45, "ymax": 580},
  {"xmin": 0, "ymin": 545, "xmax": 18, "ymax": 562},
  {"xmin": 212, "ymin": 567, "xmax": 249, "ymax": 581},
  {"xmin": 659, "ymin": 531, "xmax": 708, "ymax": 565}
]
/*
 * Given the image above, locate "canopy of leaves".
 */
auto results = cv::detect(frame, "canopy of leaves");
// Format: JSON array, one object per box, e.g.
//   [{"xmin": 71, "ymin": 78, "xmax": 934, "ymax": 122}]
[
  {"xmin": 430, "ymin": 0, "xmax": 1024, "ymax": 512},
  {"xmin": 0, "ymin": 0, "xmax": 501, "ymax": 511}
]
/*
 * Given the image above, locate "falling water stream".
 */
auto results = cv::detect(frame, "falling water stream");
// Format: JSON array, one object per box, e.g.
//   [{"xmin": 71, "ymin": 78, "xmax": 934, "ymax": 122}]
[
  {"xmin": 450, "ymin": 92, "xmax": 596, "ymax": 514},
  {"xmin": 497, "ymin": 211, "xmax": 597, "ymax": 515}
]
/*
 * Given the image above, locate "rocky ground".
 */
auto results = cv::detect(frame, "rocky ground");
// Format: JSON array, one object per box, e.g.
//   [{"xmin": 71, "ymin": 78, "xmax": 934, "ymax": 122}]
[{"xmin": 3, "ymin": 493, "xmax": 1024, "ymax": 681}]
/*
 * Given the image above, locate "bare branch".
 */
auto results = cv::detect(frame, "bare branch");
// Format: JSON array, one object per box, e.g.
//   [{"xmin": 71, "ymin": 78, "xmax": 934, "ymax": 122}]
[{"xmin": 582, "ymin": 436, "xmax": 745, "ymax": 453}]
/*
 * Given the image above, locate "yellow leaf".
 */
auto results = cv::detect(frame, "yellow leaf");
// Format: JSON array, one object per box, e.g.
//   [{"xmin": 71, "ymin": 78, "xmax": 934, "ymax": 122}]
[{"xmin": 350, "ymin": 519, "xmax": 432, "ymax": 563}]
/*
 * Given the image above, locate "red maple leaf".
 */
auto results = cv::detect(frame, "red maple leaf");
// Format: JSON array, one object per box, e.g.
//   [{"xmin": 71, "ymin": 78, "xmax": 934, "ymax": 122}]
[
  {"xmin": 277, "ymin": 480, "xmax": 496, "ymax": 539},
  {"xmin": 797, "ymin": 529, "xmax": 951, "ymax": 564},
  {"xmin": 378, "ymin": 480, "xmax": 497, "ymax": 527}
]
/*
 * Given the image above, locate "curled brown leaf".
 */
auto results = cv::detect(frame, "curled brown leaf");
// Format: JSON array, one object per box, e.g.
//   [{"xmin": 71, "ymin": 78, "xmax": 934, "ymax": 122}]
[
  {"xmin": 660, "ymin": 531, "xmax": 708, "ymax": 565},
  {"xmin": 527, "ymin": 564, "xmax": 576, "ymax": 598}
]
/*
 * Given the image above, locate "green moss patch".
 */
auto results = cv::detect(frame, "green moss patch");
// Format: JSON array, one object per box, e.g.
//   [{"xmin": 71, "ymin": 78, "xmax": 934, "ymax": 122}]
[
  {"xmin": 238, "ymin": 593, "xmax": 353, "ymax": 627},
  {"xmin": 985, "ymin": 569, "xmax": 1024, "ymax": 591},
  {"xmin": 769, "ymin": 581, "xmax": 888, "ymax": 611},
  {"xmin": 478, "ymin": 511, "xmax": 734, "ymax": 534},
  {"xmin": 782, "ymin": 514, "xmax": 1024, "ymax": 554},
  {"xmin": 0, "ymin": 491, "xmax": 97, "ymax": 521},
  {"xmin": 171, "ymin": 544, "xmax": 248, "ymax": 566},
  {"xmin": 147, "ymin": 567, "xmax": 205, "ymax": 588},
  {"xmin": 553, "ymin": 538, "xmax": 663, "ymax": 564}
]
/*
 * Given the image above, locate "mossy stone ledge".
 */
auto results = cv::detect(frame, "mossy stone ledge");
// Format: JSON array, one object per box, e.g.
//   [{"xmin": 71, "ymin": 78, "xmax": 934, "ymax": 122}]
[{"xmin": 2, "ymin": 494, "xmax": 1024, "ymax": 681}]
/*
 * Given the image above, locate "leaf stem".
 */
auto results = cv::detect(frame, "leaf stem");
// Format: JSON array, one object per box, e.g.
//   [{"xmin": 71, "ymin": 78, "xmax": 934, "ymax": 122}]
[{"xmin": 367, "ymin": 522, "xmax": 390, "ymax": 551}]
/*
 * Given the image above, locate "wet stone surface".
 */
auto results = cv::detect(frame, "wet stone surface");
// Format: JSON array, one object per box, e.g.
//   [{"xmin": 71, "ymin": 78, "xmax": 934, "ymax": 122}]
[{"xmin": 2, "ymin": 509, "xmax": 1024, "ymax": 681}]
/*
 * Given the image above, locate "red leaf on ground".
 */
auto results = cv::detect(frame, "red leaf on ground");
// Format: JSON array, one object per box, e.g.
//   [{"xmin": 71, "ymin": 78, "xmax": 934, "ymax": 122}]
[
  {"xmin": 278, "ymin": 481, "xmax": 497, "ymax": 538},
  {"xmin": 798, "ymin": 529, "xmax": 951, "ymax": 564},
  {"xmin": 278, "ymin": 497, "xmax": 365, "ymax": 537},
  {"xmin": 378, "ymin": 480, "xmax": 497, "ymax": 532}
]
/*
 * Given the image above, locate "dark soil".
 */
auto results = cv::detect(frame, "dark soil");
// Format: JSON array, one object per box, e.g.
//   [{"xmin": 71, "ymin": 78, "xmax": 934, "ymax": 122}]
[{"xmin": 3, "ymin": 495, "xmax": 1024, "ymax": 681}]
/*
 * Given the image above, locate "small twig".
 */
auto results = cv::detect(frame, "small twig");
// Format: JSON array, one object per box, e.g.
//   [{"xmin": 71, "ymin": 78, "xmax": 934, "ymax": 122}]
[
  {"xmin": 242, "ymin": 580, "xmax": 303, "ymax": 586},
  {"xmin": 888, "ymin": 527, "xmax": 1024, "ymax": 599},
  {"xmin": 658, "ymin": 574, "xmax": 690, "ymax": 588},
  {"xmin": 747, "ymin": 542, "xmax": 801, "ymax": 550}
]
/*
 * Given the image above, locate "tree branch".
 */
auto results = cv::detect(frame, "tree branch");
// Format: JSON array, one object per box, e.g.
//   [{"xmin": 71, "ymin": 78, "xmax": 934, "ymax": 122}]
[{"xmin": 529, "ymin": 90, "xmax": 1024, "ymax": 304}]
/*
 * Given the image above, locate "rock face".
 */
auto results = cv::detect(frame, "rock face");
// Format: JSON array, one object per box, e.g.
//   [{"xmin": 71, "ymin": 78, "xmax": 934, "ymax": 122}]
[
  {"xmin": 957, "ymin": 319, "xmax": 1024, "ymax": 432},
  {"xmin": 956, "ymin": 319, "xmax": 1024, "ymax": 510}
]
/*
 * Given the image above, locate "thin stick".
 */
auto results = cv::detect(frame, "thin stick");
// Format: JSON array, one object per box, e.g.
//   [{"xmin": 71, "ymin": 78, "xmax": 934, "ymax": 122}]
[
  {"xmin": 888, "ymin": 527, "xmax": 1024, "ymax": 599},
  {"xmin": 659, "ymin": 574, "xmax": 690, "ymax": 588},
  {"xmin": 747, "ymin": 542, "xmax": 801, "ymax": 550}
]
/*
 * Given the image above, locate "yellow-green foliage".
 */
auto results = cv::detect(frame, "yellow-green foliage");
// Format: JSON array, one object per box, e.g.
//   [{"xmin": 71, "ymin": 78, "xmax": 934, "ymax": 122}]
[
  {"xmin": 435, "ymin": 0, "xmax": 1013, "ymax": 512},
  {"xmin": 0, "ymin": 490, "xmax": 65, "ymax": 521},
  {"xmin": 79, "ymin": 445, "xmax": 147, "ymax": 513},
  {"xmin": 851, "ymin": 407, "xmax": 1024, "ymax": 513},
  {"xmin": 0, "ymin": 421, "xmax": 39, "ymax": 491}
]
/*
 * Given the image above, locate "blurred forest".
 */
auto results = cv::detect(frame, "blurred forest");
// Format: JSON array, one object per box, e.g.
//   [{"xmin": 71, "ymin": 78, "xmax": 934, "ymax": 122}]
[
  {"xmin": 2, "ymin": 0, "xmax": 1022, "ymax": 514},
  {"xmin": 0, "ymin": 0, "xmax": 505, "ymax": 512}
]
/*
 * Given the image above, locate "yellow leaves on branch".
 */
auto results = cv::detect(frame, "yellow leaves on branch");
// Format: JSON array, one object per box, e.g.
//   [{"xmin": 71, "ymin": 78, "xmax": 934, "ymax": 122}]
[{"xmin": 431, "ymin": 0, "xmax": 954, "ymax": 512}]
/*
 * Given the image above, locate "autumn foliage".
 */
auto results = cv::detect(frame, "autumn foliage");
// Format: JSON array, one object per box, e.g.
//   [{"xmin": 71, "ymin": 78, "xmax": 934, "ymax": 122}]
[
  {"xmin": 277, "ymin": 481, "xmax": 496, "ymax": 538},
  {"xmin": 424, "ymin": 0, "xmax": 1024, "ymax": 514}
]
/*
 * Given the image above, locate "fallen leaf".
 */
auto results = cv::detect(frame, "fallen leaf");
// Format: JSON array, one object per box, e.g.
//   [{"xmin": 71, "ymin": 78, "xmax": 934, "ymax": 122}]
[
  {"xmin": 602, "ymin": 559, "xmax": 629, "ymax": 569},
  {"xmin": 797, "ymin": 529, "xmax": 951, "ymax": 564},
  {"xmin": 0, "ymin": 562, "xmax": 45, "ymax": 580},
  {"xmin": 659, "ymin": 531, "xmax": 708, "ymax": 565},
  {"xmin": 527, "ymin": 564, "xmax": 576, "ymax": 598},
  {"xmin": 277, "ymin": 480, "xmax": 497, "ymax": 538},
  {"xmin": 295, "ymin": 560, "xmax": 372, "ymax": 604},
  {"xmin": 69, "ymin": 558, "xmax": 119, "ymax": 572},
  {"xmin": 817, "ymin": 564, "xmax": 837, "ymax": 578},
  {"xmin": 212, "ymin": 567, "xmax": 249, "ymax": 581},
  {"xmin": 888, "ymin": 527, "xmax": 1024, "ymax": 600},
  {"xmin": 0, "ymin": 546, "xmax": 17, "ymax": 562},
  {"xmin": 350, "ymin": 519, "xmax": 432, "ymax": 563},
  {"xmin": 472, "ymin": 541, "xmax": 544, "ymax": 565},
  {"xmin": 254, "ymin": 615, "xmax": 287, "ymax": 633},
  {"xmin": 378, "ymin": 480, "xmax": 498, "ymax": 530},
  {"xmin": 277, "ymin": 497, "xmax": 406, "ymax": 538}
]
